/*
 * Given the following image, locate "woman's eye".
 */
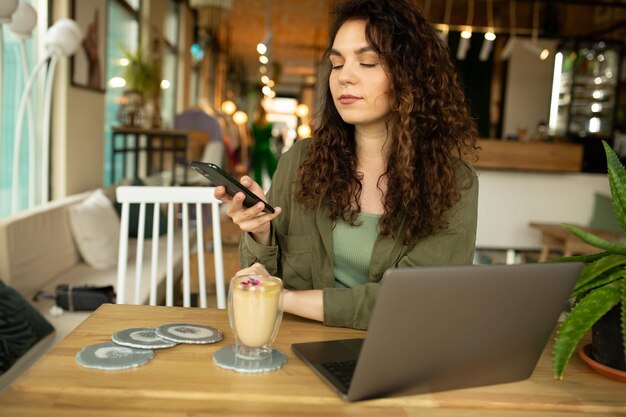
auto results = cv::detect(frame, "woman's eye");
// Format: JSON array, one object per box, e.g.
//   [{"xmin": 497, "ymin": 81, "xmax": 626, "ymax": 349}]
[
  {"xmin": 331, "ymin": 64, "xmax": 344, "ymax": 70},
  {"xmin": 360, "ymin": 63, "xmax": 377, "ymax": 68}
]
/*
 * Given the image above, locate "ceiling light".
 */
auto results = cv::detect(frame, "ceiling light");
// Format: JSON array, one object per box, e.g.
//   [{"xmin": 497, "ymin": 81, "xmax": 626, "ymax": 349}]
[
  {"xmin": 295, "ymin": 104, "xmax": 309, "ymax": 118},
  {"xmin": 259, "ymin": 66, "xmax": 267, "ymax": 74},
  {"xmin": 256, "ymin": 43, "xmax": 267, "ymax": 55},
  {"xmin": 262, "ymin": 85, "xmax": 271, "ymax": 96},
  {"xmin": 439, "ymin": 0, "xmax": 452, "ymax": 44},
  {"xmin": 501, "ymin": 37, "xmax": 515, "ymax": 60},
  {"xmin": 221, "ymin": 100, "xmax": 237, "ymax": 115},
  {"xmin": 479, "ymin": 32, "xmax": 495, "ymax": 61},
  {"xmin": 523, "ymin": 41, "xmax": 548, "ymax": 60},
  {"xmin": 297, "ymin": 124, "xmax": 311, "ymax": 139},
  {"xmin": 261, "ymin": 75, "xmax": 269, "ymax": 84},
  {"xmin": 232, "ymin": 111, "xmax": 248, "ymax": 125},
  {"xmin": 259, "ymin": 55, "xmax": 269, "ymax": 64},
  {"xmin": 457, "ymin": 30, "xmax": 471, "ymax": 61},
  {"xmin": 457, "ymin": 0, "xmax": 474, "ymax": 60},
  {"xmin": 502, "ymin": 0, "xmax": 517, "ymax": 61},
  {"xmin": 109, "ymin": 77, "xmax": 126, "ymax": 88}
]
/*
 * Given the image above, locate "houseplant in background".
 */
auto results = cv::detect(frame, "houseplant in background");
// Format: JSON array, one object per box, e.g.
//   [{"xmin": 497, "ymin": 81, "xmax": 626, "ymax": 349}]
[
  {"xmin": 553, "ymin": 141, "xmax": 626, "ymax": 381},
  {"xmin": 117, "ymin": 46, "xmax": 160, "ymax": 128}
]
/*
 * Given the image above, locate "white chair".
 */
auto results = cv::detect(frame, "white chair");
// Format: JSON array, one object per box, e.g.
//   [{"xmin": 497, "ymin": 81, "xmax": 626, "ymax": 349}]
[{"xmin": 116, "ymin": 186, "xmax": 225, "ymax": 309}]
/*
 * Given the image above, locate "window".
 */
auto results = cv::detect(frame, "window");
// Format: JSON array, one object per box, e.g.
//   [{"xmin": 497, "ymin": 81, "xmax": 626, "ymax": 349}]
[
  {"xmin": 103, "ymin": 0, "xmax": 140, "ymax": 185},
  {"xmin": 0, "ymin": 1, "xmax": 44, "ymax": 218},
  {"xmin": 161, "ymin": 0, "xmax": 179, "ymax": 128}
]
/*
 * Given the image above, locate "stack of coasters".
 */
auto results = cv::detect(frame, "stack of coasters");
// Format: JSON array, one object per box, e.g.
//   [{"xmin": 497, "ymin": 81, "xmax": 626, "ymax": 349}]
[{"xmin": 76, "ymin": 323, "xmax": 223, "ymax": 371}]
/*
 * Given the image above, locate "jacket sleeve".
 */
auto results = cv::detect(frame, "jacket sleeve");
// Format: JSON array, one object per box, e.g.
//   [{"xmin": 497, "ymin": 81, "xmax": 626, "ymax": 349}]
[
  {"xmin": 238, "ymin": 140, "xmax": 305, "ymax": 275},
  {"xmin": 323, "ymin": 162, "xmax": 479, "ymax": 329}
]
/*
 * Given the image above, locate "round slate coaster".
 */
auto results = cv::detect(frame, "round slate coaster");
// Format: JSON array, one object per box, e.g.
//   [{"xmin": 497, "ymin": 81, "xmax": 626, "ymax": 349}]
[
  {"xmin": 76, "ymin": 342, "xmax": 154, "ymax": 370},
  {"xmin": 112, "ymin": 328, "xmax": 177, "ymax": 349},
  {"xmin": 213, "ymin": 345, "xmax": 287, "ymax": 373},
  {"xmin": 155, "ymin": 323, "xmax": 223, "ymax": 344}
]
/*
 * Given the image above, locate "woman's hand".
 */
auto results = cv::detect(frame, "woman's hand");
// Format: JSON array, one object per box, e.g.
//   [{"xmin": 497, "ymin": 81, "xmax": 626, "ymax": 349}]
[
  {"xmin": 214, "ymin": 176, "xmax": 281, "ymax": 245},
  {"xmin": 235, "ymin": 263, "xmax": 324, "ymax": 323},
  {"xmin": 234, "ymin": 262, "xmax": 271, "ymax": 278}
]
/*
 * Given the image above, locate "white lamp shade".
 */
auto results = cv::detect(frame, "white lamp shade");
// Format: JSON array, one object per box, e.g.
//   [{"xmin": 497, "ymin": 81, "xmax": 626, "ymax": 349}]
[
  {"xmin": 0, "ymin": 0, "xmax": 18, "ymax": 24},
  {"xmin": 8, "ymin": 3, "xmax": 37, "ymax": 38},
  {"xmin": 501, "ymin": 37, "xmax": 516, "ymax": 60},
  {"xmin": 44, "ymin": 19, "xmax": 83, "ymax": 56},
  {"xmin": 456, "ymin": 36, "xmax": 471, "ymax": 61}
]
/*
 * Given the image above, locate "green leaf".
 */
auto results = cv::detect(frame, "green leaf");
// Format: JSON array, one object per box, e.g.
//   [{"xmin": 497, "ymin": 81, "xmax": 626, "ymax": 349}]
[
  {"xmin": 603, "ymin": 141, "xmax": 626, "ymax": 235},
  {"xmin": 557, "ymin": 252, "xmax": 610, "ymax": 263},
  {"xmin": 573, "ymin": 267, "xmax": 626, "ymax": 297},
  {"xmin": 573, "ymin": 254, "xmax": 626, "ymax": 293},
  {"xmin": 563, "ymin": 224, "xmax": 626, "ymax": 255},
  {"xmin": 553, "ymin": 281, "xmax": 622, "ymax": 379}
]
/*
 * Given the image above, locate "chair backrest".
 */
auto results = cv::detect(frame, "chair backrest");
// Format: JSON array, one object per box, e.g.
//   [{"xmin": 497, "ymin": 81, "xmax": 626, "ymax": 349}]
[{"xmin": 115, "ymin": 186, "xmax": 225, "ymax": 309}]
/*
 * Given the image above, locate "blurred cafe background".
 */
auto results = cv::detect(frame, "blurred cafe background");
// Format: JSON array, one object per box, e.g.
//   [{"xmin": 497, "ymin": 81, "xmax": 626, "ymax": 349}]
[{"xmin": 1, "ymin": 0, "xmax": 625, "ymax": 258}]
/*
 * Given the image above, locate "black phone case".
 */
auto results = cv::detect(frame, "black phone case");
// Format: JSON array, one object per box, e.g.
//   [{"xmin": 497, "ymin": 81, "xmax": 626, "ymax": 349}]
[{"xmin": 188, "ymin": 161, "xmax": 275, "ymax": 213}]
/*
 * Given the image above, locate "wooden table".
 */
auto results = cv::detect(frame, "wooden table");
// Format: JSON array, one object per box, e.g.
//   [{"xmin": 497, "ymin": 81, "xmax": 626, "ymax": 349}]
[
  {"xmin": 529, "ymin": 222, "xmax": 620, "ymax": 262},
  {"xmin": 1, "ymin": 304, "xmax": 625, "ymax": 416}
]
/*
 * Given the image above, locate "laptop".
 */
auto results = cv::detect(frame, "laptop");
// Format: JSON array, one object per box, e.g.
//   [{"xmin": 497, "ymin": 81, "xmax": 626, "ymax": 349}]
[{"xmin": 292, "ymin": 262, "xmax": 583, "ymax": 401}]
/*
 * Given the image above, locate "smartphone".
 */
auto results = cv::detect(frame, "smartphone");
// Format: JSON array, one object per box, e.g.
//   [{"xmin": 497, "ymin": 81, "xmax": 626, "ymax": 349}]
[{"xmin": 188, "ymin": 161, "xmax": 275, "ymax": 213}]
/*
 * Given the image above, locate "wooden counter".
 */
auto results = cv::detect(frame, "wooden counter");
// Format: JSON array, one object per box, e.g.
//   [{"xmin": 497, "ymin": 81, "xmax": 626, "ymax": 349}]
[{"xmin": 473, "ymin": 139, "xmax": 583, "ymax": 173}]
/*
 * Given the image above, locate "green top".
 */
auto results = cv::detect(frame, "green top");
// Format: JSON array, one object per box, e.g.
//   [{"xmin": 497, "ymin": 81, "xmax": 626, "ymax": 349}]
[
  {"xmin": 240, "ymin": 139, "xmax": 479, "ymax": 330},
  {"xmin": 333, "ymin": 213, "xmax": 381, "ymax": 289}
]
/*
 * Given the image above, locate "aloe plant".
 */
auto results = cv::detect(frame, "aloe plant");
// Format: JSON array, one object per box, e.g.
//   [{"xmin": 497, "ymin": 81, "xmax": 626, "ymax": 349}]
[{"xmin": 552, "ymin": 141, "xmax": 626, "ymax": 379}]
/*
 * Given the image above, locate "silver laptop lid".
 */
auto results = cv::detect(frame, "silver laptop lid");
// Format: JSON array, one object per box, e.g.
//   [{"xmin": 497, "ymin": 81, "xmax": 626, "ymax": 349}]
[{"xmin": 347, "ymin": 262, "xmax": 582, "ymax": 401}]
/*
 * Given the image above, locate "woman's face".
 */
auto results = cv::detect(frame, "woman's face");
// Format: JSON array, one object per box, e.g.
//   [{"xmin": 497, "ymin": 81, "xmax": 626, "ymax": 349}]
[{"xmin": 329, "ymin": 20, "xmax": 391, "ymax": 130}]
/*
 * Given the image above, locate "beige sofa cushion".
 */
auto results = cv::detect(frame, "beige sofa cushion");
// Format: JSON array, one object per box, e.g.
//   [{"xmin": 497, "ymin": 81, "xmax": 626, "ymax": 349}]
[
  {"xmin": 0, "ymin": 192, "xmax": 89, "ymax": 298},
  {"xmin": 68, "ymin": 189, "xmax": 120, "ymax": 269}
]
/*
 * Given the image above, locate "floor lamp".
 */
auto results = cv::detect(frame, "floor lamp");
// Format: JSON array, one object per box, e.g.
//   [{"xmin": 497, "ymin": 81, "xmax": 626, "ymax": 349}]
[
  {"xmin": 11, "ymin": 19, "xmax": 82, "ymax": 213},
  {"xmin": 0, "ymin": 0, "xmax": 20, "ymax": 159},
  {"xmin": 8, "ymin": 2, "xmax": 37, "ymax": 208}
]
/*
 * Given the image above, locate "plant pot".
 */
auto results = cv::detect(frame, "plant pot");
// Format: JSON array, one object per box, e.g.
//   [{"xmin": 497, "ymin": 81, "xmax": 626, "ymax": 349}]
[
  {"xmin": 592, "ymin": 304, "xmax": 625, "ymax": 372},
  {"xmin": 117, "ymin": 90, "xmax": 145, "ymax": 127}
]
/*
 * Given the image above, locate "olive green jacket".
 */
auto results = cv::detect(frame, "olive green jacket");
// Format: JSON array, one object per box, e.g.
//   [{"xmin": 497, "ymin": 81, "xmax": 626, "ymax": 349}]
[{"xmin": 240, "ymin": 139, "xmax": 478, "ymax": 329}]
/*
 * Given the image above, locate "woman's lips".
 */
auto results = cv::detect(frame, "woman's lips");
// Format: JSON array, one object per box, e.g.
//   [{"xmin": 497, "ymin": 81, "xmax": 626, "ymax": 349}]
[{"xmin": 337, "ymin": 95, "xmax": 361, "ymax": 104}]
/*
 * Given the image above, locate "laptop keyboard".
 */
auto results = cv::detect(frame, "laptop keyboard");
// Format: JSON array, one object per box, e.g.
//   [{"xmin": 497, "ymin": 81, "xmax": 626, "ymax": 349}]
[{"xmin": 320, "ymin": 360, "xmax": 357, "ymax": 390}]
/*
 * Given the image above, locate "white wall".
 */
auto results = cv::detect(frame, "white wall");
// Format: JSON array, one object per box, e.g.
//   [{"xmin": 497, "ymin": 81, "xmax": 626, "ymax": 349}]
[
  {"xmin": 476, "ymin": 170, "xmax": 610, "ymax": 250},
  {"xmin": 502, "ymin": 38, "xmax": 558, "ymax": 139},
  {"xmin": 51, "ymin": 0, "xmax": 104, "ymax": 199}
]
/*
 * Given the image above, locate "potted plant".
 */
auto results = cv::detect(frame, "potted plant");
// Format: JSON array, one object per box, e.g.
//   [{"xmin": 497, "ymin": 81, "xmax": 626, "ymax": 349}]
[
  {"xmin": 117, "ymin": 46, "xmax": 161, "ymax": 128},
  {"xmin": 553, "ymin": 141, "xmax": 626, "ymax": 380}
]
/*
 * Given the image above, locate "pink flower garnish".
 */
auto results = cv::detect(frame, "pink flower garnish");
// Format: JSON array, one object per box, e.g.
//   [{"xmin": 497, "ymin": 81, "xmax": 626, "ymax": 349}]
[{"xmin": 241, "ymin": 277, "xmax": 262, "ymax": 286}]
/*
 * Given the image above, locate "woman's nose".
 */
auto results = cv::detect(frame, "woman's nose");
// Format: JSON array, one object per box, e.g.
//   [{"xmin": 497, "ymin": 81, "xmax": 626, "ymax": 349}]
[{"xmin": 337, "ymin": 64, "xmax": 357, "ymax": 86}]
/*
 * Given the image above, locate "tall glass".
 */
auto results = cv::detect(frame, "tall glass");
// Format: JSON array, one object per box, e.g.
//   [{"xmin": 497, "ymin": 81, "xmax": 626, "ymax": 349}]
[{"xmin": 228, "ymin": 275, "xmax": 283, "ymax": 360}]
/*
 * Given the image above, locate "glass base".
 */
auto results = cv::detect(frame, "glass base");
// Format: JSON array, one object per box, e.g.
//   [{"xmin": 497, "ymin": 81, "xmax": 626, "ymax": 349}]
[{"xmin": 213, "ymin": 345, "xmax": 287, "ymax": 373}]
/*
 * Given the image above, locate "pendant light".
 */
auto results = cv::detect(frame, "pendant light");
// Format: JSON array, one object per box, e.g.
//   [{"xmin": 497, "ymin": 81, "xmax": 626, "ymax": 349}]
[{"xmin": 456, "ymin": 0, "xmax": 473, "ymax": 61}]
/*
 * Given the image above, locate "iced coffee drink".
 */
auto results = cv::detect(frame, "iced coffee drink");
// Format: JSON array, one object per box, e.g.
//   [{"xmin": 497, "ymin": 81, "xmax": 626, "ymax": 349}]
[{"xmin": 229, "ymin": 275, "xmax": 283, "ymax": 360}]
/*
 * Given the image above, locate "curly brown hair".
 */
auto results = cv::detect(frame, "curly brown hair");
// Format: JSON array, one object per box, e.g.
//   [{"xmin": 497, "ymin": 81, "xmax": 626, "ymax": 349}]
[{"xmin": 295, "ymin": 0, "xmax": 478, "ymax": 245}]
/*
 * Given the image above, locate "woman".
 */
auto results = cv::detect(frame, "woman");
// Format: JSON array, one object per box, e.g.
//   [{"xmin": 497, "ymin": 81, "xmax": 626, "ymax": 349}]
[{"xmin": 215, "ymin": 0, "xmax": 479, "ymax": 329}]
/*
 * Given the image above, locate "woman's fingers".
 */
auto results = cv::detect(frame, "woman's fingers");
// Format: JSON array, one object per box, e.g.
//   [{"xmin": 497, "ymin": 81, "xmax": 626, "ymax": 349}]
[
  {"xmin": 233, "ymin": 207, "xmax": 282, "ymax": 234},
  {"xmin": 213, "ymin": 186, "xmax": 232, "ymax": 203},
  {"xmin": 235, "ymin": 262, "xmax": 270, "ymax": 277}
]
